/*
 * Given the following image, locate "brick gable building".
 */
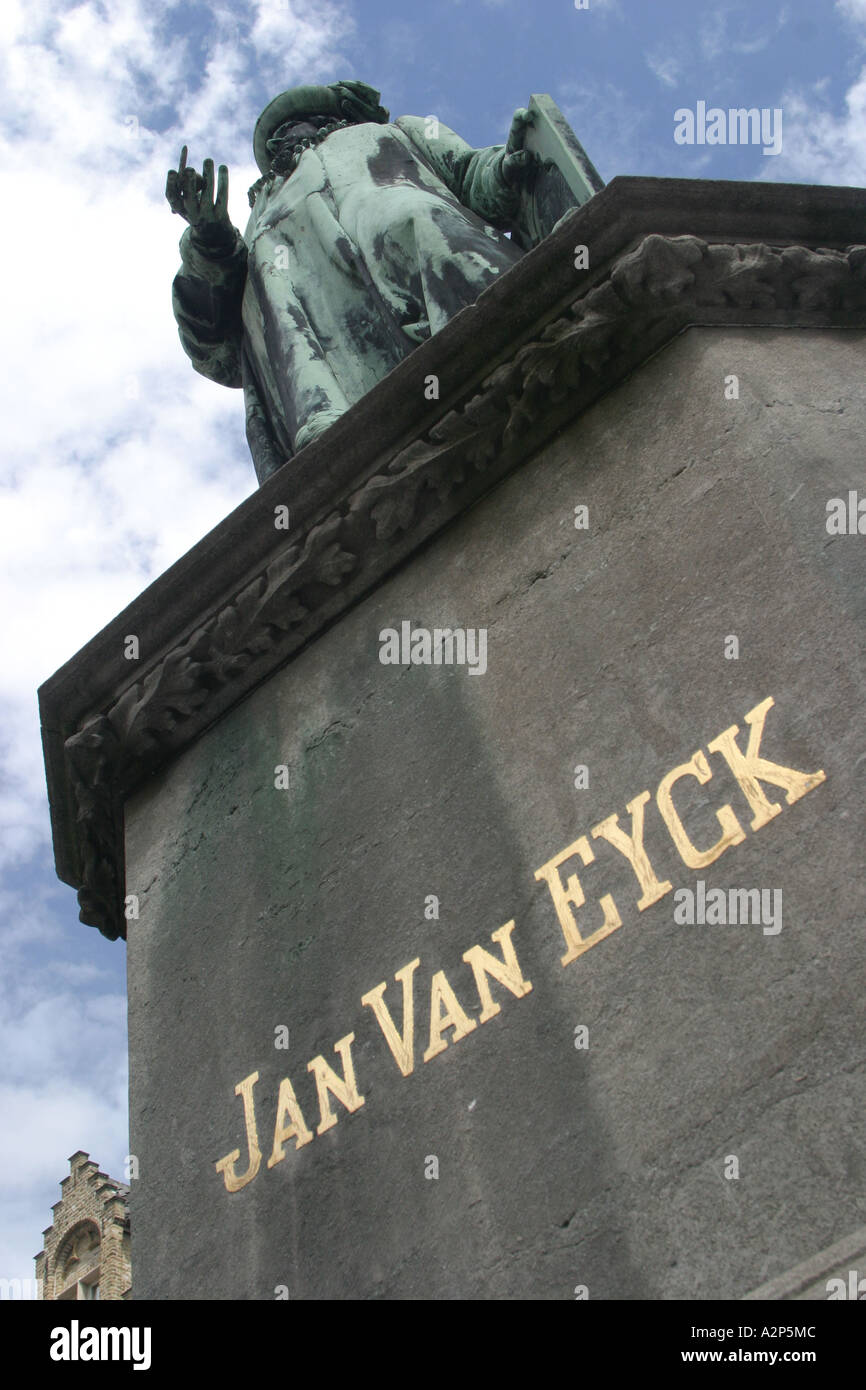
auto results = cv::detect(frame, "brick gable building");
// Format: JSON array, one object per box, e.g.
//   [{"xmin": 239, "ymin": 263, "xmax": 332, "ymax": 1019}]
[{"xmin": 35, "ymin": 1151, "xmax": 131, "ymax": 1300}]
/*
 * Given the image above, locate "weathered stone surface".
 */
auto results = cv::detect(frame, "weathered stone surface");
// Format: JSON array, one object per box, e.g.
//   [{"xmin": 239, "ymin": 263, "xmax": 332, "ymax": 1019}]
[
  {"xmin": 124, "ymin": 324, "xmax": 865, "ymax": 1300},
  {"xmin": 743, "ymin": 1227, "xmax": 866, "ymax": 1300}
]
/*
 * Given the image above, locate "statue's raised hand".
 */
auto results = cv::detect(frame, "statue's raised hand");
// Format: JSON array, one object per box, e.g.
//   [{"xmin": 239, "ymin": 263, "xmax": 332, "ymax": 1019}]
[
  {"xmin": 502, "ymin": 108, "xmax": 536, "ymax": 187},
  {"xmin": 166, "ymin": 146, "xmax": 234, "ymax": 249}
]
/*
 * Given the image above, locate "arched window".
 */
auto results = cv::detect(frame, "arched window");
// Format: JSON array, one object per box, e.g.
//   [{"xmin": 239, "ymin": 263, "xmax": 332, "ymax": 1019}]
[{"xmin": 56, "ymin": 1220, "xmax": 101, "ymax": 1299}]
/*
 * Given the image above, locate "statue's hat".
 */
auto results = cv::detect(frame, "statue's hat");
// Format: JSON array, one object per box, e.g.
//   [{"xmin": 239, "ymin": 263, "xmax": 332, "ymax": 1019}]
[{"xmin": 253, "ymin": 80, "xmax": 389, "ymax": 173}]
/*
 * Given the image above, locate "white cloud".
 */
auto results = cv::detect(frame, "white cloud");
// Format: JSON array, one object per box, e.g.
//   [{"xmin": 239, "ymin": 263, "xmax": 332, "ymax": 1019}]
[
  {"xmin": 764, "ymin": 5, "xmax": 866, "ymax": 186},
  {"xmin": 700, "ymin": 4, "xmax": 790, "ymax": 61},
  {"xmin": 0, "ymin": 1080, "xmax": 128, "ymax": 1192},
  {"xmin": 0, "ymin": 881, "xmax": 128, "ymax": 1287},
  {"xmin": 837, "ymin": 0, "xmax": 866, "ymax": 24},
  {"xmin": 0, "ymin": 0, "xmax": 353, "ymax": 1291},
  {"xmin": 646, "ymin": 48, "xmax": 682, "ymax": 89},
  {"xmin": 586, "ymin": 0, "xmax": 624, "ymax": 17},
  {"xmin": 0, "ymin": 0, "xmax": 352, "ymax": 873},
  {"xmin": 766, "ymin": 72, "xmax": 866, "ymax": 185}
]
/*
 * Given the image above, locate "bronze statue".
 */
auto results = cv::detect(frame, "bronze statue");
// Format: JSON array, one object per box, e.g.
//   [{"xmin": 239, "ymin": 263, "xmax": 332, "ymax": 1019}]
[{"xmin": 166, "ymin": 81, "xmax": 599, "ymax": 483}]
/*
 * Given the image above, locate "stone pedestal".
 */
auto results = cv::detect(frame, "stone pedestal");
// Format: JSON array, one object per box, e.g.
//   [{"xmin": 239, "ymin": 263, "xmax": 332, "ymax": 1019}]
[{"xmin": 40, "ymin": 177, "xmax": 866, "ymax": 1300}]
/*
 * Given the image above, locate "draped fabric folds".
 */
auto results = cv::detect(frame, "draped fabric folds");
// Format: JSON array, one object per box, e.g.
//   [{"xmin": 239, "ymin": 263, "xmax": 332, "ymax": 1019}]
[{"xmin": 172, "ymin": 117, "xmax": 524, "ymax": 484}]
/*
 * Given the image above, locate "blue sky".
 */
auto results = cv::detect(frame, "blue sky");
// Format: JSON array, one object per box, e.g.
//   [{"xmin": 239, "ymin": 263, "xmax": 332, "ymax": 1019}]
[{"xmin": 0, "ymin": 0, "xmax": 863, "ymax": 1292}]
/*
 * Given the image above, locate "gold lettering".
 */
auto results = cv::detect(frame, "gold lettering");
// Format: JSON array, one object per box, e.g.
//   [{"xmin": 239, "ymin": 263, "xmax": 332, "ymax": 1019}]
[
  {"xmin": 656, "ymin": 750, "xmax": 746, "ymax": 868},
  {"xmin": 361, "ymin": 959, "xmax": 421, "ymax": 1077},
  {"xmin": 462, "ymin": 922, "xmax": 532, "ymax": 1023},
  {"xmin": 422, "ymin": 970, "xmax": 477, "ymax": 1062},
  {"xmin": 591, "ymin": 791, "xmax": 672, "ymax": 910},
  {"xmin": 534, "ymin": 835, "xmax": 622, "ymax": 967},
  {"xmin": 267, "ymin": 1077, "xmax": 314, "ymax": 1168},
  {"xmin": 307, "ymin": 1034, "xmax": 366, "ymax": 1136},
  {"xmin": 215, "ymin": 1071, "xmax": 262, "ymax": 1193},
  {"xmin": 707, "ymin": 696, "xmax": 826, "ymax": 831}
]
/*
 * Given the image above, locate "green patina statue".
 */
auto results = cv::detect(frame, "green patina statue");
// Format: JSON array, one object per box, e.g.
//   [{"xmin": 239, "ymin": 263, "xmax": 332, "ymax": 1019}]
[{"xmin": 166, "ymin": 80, "xmax": 601, "ymax": 484}]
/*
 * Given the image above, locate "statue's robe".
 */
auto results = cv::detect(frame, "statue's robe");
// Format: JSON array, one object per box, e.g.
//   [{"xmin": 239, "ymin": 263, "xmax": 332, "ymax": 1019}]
[{"xmin": 172, "ymin": 118, "xmax": 524, "ymax": 483}]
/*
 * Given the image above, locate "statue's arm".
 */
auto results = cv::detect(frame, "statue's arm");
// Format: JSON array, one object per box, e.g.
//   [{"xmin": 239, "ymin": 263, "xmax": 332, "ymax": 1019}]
[
  {"xmin": 166, "ymin": 148, "xmax": 248, "ymax": 387},
  {"xmin": 396, "ymin": 113, "xmax": 534, "ymax": 227},
  {"xmin": 172, "ymin": 226, "xmax": 248, "ymax": 388}
]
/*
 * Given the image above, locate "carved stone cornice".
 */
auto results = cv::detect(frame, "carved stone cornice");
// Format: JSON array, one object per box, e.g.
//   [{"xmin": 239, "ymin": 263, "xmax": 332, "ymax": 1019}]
[{"xmin": 38, "ymin": 178, "xmax": 866, "ymax": 940}]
